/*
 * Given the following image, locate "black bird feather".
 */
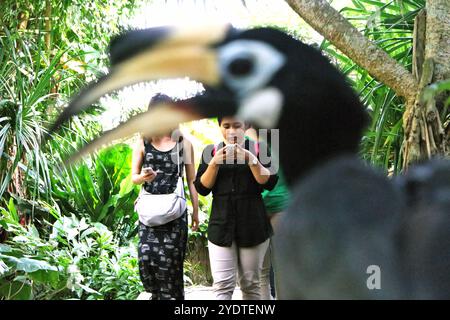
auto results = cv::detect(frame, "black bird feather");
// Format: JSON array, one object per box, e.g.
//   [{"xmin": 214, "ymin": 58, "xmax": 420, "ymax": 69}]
[
  {"xmin": 274, "ymin": 156, "xmax": 406, "ymax": 299},
  {"xmin": 109, "ymin": 27, "xmax": 172, "ymax": 66},
  {"xmin": 231, "ymin": 28, "xmax": 368, "ymax": 184},
  {"xmin": 396, "ymin": 159, "xmax": 450, "ymax": 299}
]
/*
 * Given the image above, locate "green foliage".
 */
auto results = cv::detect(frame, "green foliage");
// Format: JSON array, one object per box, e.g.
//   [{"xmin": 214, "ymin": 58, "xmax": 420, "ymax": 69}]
[
  {"xmin": 0, "ymin": 202, "xmax": 143, "ymax": 300},
  {"xmin": 0, "ymin": 0, "xmax": 139, "ymax": 74},
  {"xmin": 322, "ymin": 0, "xmax": 425, "ymax": 173},
  {"xmin": 49, "ymin": 143, "xmax": 140, "ymax": 243},
  {"xmin": 0, "ymin": 29, "xmax": 69, "ymax": 200},
  {"xmin": 0, "ymin": 0, "xmax": 144, "ymax": 210},
  {"xmin": 0, "ymin": 0, "xmax": 142, "ymax": 214},
  {"xmin": 0, "ymin": 0, "xmax": 142, "ymax": 243}
]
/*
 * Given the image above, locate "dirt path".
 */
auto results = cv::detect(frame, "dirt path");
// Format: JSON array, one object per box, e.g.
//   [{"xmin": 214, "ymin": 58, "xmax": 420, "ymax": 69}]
[{"xmin": 136, "ymin": 286, "xmax": 243, "ymax": 300}]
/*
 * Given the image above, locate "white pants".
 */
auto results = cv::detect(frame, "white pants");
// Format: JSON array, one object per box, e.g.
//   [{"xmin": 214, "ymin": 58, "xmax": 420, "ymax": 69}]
[
  {"xmin": 260, "ymin": 212, "xmax": 282, "ymax": 300},
  {"xmin": 260, "ymin": 240, "xmax": 273, "ymax": 300},
  {"xmin": 208, "ymin": 239, "xmax": 269, "ymax": 300}
]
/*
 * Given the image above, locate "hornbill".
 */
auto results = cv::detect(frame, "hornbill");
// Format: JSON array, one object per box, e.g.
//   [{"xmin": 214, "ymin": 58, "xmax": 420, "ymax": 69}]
[{"xmin": 49, "ymin": 25, "xmax": 450, "ymax": 299}]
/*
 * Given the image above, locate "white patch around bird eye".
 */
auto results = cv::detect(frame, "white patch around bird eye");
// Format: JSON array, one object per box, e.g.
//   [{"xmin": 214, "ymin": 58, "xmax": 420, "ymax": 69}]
[
  {"xmin": 238, "ymin": 87, "xmax": 283, "ymax": 129},
  {"xmin": 218, "ymin": 40, "xmax": 286, "ymax": 97}
]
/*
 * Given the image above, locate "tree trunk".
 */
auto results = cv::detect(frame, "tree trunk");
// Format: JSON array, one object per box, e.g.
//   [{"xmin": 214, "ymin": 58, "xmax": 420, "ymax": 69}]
[
  {"xmin": 403, "ymin": 1, "xmax": 450, "ymax": 167},
  {"xmin": 425, "ymin": 0, "xmax": 450, "ymax": 85}
]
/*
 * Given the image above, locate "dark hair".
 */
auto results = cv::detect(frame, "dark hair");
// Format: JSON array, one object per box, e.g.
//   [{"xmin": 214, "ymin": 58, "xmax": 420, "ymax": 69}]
[
  {"xmin": 217, "ymin": 116, "xmax": 250, "ymax": 129},
  {"xmin": 148, "ymin": 93, "xmax": 175, "ymax": 111}
]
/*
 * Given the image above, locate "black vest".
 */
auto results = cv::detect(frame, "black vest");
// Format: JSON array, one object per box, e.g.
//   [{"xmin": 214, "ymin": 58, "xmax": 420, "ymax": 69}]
[{"xmin": 142, "ymin": 139, "xmax": 183, "ymax": 194}]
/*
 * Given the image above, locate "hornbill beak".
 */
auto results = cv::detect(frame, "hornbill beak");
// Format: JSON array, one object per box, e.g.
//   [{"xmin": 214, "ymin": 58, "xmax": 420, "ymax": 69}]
[
  {"xmin": 64, "ymin": 101, "xmax": 198, "ymax": 164},
  {"xmin": 49, "ymin": 24, "xmax": 235, "ymax": 163}
]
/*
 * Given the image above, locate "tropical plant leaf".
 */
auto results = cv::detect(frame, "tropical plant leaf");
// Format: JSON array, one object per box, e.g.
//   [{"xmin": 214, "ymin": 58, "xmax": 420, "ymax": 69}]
[
  {"xmin": 0, "ymin": 254, "xmax": 58, "ymax": 273},
  {"xmin": 0, "ymin": 280, "xmax": 33, "ymax": 300}
]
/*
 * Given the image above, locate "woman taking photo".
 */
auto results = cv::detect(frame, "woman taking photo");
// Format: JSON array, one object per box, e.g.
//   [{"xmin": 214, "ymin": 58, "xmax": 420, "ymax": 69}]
[
  {"xmin": 194, "ymin": 116, "xmax": 278, "ymax": 300},
  {"xmin": 131, "ymin": 93, "xmax": 199, "ymax": 300}
]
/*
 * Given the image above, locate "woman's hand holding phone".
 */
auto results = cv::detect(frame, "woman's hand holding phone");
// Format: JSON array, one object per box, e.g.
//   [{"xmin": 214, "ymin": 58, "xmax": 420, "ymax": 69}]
[{"xmin": 141, "ymin": 167, "xmax": 157, "ymax": 183}]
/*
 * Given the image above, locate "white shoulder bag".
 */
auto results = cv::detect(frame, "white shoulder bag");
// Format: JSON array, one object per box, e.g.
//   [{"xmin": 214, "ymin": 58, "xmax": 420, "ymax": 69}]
[{"xmin": 134, "ymin": 142, "xmax": 186, "ymax": 227}]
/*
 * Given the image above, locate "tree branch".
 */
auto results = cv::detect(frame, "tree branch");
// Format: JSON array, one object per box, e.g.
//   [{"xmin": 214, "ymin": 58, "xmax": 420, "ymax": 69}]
[
  {"xmin": 286, "ymin": 0, "xmax": 418, "ymax": 101},
  {"xmin": 425, "ymin": 0, "xmax": 450, "ymax": 108}
]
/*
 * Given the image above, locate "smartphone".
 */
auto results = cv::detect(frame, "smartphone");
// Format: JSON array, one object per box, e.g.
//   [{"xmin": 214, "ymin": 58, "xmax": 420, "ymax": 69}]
[
  {"xmin": 142, "ymin": 167, "xmax": 154, "ymax": 173},
  {"xmin": 226, "ymin": 144, "xmax": 236, "ymax": 152}
]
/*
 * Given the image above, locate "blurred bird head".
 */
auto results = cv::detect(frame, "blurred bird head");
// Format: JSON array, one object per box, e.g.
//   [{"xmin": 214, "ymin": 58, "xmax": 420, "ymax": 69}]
[
  {"xmin": 50, "ymin": 24, "xmax": 367, "ymax": 183},
  {"xmin": 395, "ymin": 159, "xmax": 450, "ymax": 299},
  {"xmin": 274, "ymin": 156, "xmax": 406, "ymax": 299}
]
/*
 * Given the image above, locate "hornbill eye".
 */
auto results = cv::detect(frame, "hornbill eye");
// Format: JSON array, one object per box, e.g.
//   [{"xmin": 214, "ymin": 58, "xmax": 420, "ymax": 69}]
[
  {"xmin": 227, "ymin": 55, "xmax": 254, "ymax": 77},
  {"xmin": 218, "ymin": 39, "xmax": 285, "ymax": 96}
]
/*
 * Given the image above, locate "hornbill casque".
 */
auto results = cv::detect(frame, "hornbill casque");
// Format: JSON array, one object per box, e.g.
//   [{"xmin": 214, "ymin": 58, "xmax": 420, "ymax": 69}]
[{"xmin": 49, "ymin": 25, "xmax": 450, "ymax": 299}]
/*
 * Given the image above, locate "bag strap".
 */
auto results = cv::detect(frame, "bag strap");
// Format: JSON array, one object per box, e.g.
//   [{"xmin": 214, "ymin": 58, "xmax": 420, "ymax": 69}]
[
  {"xmin": 177, "ymin": 141, "xmax": 183, "ymax": 177},
  {"xmin": 176, "ymin": 143, "xmax": 186, "ymax": 198}
]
